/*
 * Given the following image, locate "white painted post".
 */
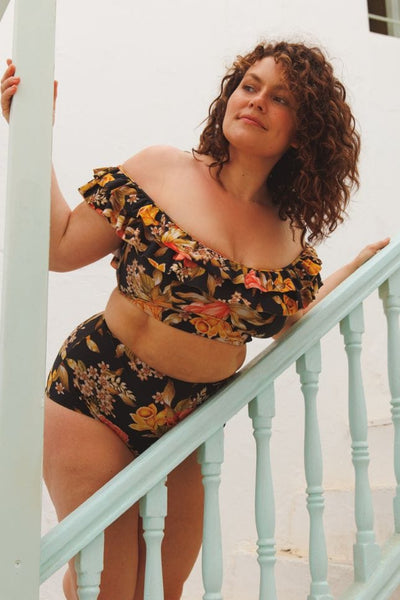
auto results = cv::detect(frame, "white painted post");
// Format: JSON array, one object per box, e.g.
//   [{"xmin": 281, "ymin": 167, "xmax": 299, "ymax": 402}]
[
  {"xmin": 249, "ymin": 384, "xmax": 277, "ymax": 600},
  {"xmin": 0, "ymin": 0, "xmax": 56, "ymax": 598}
]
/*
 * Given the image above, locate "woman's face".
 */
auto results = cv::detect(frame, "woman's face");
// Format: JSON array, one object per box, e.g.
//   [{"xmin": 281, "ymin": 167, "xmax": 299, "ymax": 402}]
[{"xmin": 222, "ymin": 56, "xmax": 298, "ymax": 161}]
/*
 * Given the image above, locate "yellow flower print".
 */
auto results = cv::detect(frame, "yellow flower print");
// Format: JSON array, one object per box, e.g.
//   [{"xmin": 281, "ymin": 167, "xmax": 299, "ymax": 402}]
[
  {"xmin": 116, "ymin": 214, "xmax": 127, "ymax": 231},
  {"xmin": 99, "ymin": 173, "xmax": 114, "ymax": 186},
  {"xmin": 160, "ymin": 225, "xmax": 184, "ymax": 245},
  {"xmin": 86, "ymin": 336, "xmax": 100, "ymax": 353},
  {"xmin": 282, "ymin": 277, "xmax": 297, "ymax": 291},
  {"xmin": 132, "ymin": 298, "xmax": 164, "ymax": 320},
  {"xmin": 56, "ymin": 364, "xmax": 70, "ymax": 391},
  {"xmin": 148, "ymin": 258, "xmax": 166, "ymax": 272},
  {"xmin": 129, "ymin": 404, "xmax": 168, "ymax": 433},
  {"xmin": 161, "ymin": 226, "xmax": 197, "ymax": 256},
  {"xmin": 137, "ymin": 204, "xmax": 159, "ymax": 226},
  {"xmin": 216, "ymin": 319, "xmax": 246, "ymax": 344},
  {"xmin": 78, "ymin": 180, "xmax": 97, "ymax": 195},
  {"xmin": 273, "ymin": 294, "xmax": 299, "ymax": 316},
  {"xmin": 102, "ymin": 208, "xmax": 118, "ymax": 226},
  {"xmin": 191, "ymin": 316, "xmax": 220, "ymax": 338},
  {"xmin": 270, "ymin": 274, "xmax": 297, "ymax": 293},
  {"xmin": 115, "ymin": 344, "xmax": 125, "ymax": 358},
  {"xmin": 188, "ymin": 315, "xmax": 243, "ymax": 343},
  {"xmin": 282, "ymin": 294, "xmax": 299, "ymax": 315},
  {"xmin": 302, "ymin": 258, "xmax": 322, "ymax": 276}
]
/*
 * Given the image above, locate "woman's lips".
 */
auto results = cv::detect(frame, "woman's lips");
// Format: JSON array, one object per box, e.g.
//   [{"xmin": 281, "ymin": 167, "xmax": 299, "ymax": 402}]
[{"xmin": 239, "ymin": 114, "xmax": 266, "ymax": 129}]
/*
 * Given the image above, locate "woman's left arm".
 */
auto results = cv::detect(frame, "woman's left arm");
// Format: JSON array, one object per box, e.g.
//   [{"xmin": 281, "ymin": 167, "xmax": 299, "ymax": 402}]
[
  {"xmin": 274, "ymin": 238, "xmax": 390, "ymax": 337},
  {"xmin": 303, "ymin": 237, "xmax": 390, "ymax": 315}
]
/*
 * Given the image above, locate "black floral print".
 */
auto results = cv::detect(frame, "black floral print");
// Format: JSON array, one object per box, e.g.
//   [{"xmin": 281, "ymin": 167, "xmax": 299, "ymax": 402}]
[
  {"xmin": 79, "ymin": 167, "xmax": 323, "ymax": 345},
  {"xmin": 46, "ymin": 314, "xmax": 227, "ymax": 455}
]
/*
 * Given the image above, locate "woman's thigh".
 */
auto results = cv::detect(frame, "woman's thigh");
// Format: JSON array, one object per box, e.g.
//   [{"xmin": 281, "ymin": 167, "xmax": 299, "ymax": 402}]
[
  {"xmin": 43, "ymin": 397, "xmax": 140, "ymax": 600},
  {"xmin": 44, "ymin": 398, "xmax": 205, "ymax": 600}
]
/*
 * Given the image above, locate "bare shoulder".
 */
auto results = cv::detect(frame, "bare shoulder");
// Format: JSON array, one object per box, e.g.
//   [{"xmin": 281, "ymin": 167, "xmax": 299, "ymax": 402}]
[{"xmin": 121, "ymin": 146, "xmax": 189, "ymax": 183}]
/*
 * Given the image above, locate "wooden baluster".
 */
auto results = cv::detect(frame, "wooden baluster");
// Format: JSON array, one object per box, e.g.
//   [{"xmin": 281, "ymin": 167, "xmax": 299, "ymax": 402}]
[
  {"xmin": 198, "ymin": 428, "xmax": 224, "ymax": 600},
  {"xmin": 340, "ymin": 304, "xmax": 381, "ymax": 581},
  {"xmin": 297, "ymin": 342, "xmax": 333, "ymax": 600},
  {"xmin": 249, "ymin": 384, "xmax": 277, "ymax": 600},
  {"xmin": 75, "ymin": 532, "xmax": 104, "ymax": 600},
  {"xmin": 379, "ymin": 269, "xmax": 400, "ymax": 533},
  {"xmin": 140, "ymin": 478, "xmax": 168, "ymax": 600}
]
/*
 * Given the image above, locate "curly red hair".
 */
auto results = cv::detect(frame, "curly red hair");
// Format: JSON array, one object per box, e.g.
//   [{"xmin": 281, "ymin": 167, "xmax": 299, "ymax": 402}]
[{"xmin": 195, "ymin": 42, "xmax": 360, "ymax": 243}]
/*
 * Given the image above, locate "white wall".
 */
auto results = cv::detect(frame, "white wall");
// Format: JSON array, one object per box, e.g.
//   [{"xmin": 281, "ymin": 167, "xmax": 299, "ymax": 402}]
[{"xmin": 1, "ymin": 1, "xmax": 399, "ymax": 598}]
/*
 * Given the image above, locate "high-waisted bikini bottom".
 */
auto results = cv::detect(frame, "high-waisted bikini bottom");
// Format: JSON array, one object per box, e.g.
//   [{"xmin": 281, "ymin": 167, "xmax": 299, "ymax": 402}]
[{"xmin": 46, "ymin": 313, "xmax": 228, "ymax": 456}]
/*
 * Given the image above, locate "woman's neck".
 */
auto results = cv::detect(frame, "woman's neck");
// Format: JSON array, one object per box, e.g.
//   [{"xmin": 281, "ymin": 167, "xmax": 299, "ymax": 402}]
[{"xmin": 217, "ymin": 151, "xmax": 277, "ymax": 205}]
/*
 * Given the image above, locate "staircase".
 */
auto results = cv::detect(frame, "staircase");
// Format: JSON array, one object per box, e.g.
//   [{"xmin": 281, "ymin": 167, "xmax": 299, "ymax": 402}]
[{"xmin": 1, "ymin": 1, "xmax": 400, "ymax": 598}]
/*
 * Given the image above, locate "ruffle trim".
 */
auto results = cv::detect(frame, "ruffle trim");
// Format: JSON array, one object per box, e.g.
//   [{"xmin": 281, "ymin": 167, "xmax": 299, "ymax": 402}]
[{"xmin": 79, "ymin": 166, "xmax": 323, "ymax": 317}]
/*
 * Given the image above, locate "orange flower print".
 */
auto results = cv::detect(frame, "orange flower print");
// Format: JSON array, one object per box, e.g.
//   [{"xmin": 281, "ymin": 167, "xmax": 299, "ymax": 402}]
[
  {"xmin": 183, "ymin": 301, "xmax": 231, "ymax": 319},
  {"xmin": 244, "ymin": 270, "xmax": 271, "ymax": 292},
  {"xmin": 162, "ymin": 241, "xmax": 198, "ymax": 268},
  {"xmin": 175, "ymin": 254, "xmax": 198, "ymax": 269}
]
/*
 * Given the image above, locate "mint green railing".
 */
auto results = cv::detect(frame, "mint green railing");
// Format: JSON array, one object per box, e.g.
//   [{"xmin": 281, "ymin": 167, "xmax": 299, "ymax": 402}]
[{"xmin": 35, "ymin": 236, "xmax": 400, "ymax": 600}]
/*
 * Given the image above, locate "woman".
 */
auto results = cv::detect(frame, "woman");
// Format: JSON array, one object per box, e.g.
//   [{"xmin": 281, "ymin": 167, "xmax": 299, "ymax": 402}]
[{"xmin": 1, "ymin": 41, "xmax": 388, "ymax": 600}]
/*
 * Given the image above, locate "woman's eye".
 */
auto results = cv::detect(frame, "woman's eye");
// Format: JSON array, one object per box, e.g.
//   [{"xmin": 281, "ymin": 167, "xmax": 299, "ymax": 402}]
[
  {"xmin": 273, "ymin": 96, "xmax": 289, "ymax": 106},
  {"xmin": 243, "ymin": 84, "xmax": 255, "ymax": 92}
]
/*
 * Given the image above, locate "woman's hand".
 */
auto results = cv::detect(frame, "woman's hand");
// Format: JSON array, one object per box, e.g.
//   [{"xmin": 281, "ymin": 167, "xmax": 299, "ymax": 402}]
[
  {"xmin": 300, "ymin": 237, "xmax": 391, "ymax": 318},
  {"xmin": 1, "ymin": 59, "xmax": 19, "ymax": 123},
  {"xmin": 1, "ymin": 59, "xmax": 58, "ymax": 123},
  {"xmin": 274, "ymin": 236, "xmax": 392, "ymax": 337},
  {"xmin": 350, "ymin": 237, "xmax": 391, "ymax": 270}
]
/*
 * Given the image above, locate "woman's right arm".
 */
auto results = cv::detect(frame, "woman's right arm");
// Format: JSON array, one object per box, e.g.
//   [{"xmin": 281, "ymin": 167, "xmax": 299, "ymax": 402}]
[
  {"xmin": 1, "ymin": 60, "xmax": 121, "ymax": 272},
  {"xmin": 49, "ymin": 168, "xmax": 122, "ymax": 271}
]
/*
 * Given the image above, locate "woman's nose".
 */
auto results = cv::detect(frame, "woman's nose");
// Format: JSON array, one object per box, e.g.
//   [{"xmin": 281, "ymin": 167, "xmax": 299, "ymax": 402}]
[{"xmin": 249, "ymin": 94, "xmax": 265, "ymax": 111}]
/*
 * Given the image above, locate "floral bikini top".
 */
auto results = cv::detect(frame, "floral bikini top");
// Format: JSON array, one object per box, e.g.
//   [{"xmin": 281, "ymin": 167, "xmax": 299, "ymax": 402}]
[{"xmin": 79, "ymin": 166, "xmax": 323, "ymax": 346}]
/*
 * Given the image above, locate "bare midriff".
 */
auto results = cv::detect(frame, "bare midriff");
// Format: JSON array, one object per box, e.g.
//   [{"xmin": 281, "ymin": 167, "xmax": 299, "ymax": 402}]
[{"xmin": 104, "ymin": 288, "xmax": 246, "ymax": 383}]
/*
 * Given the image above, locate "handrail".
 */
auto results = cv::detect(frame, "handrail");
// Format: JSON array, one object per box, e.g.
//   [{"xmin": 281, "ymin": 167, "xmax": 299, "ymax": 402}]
[{"xmin": 40, "ymin": 233, "xmax": 400, "ymax": 582}]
